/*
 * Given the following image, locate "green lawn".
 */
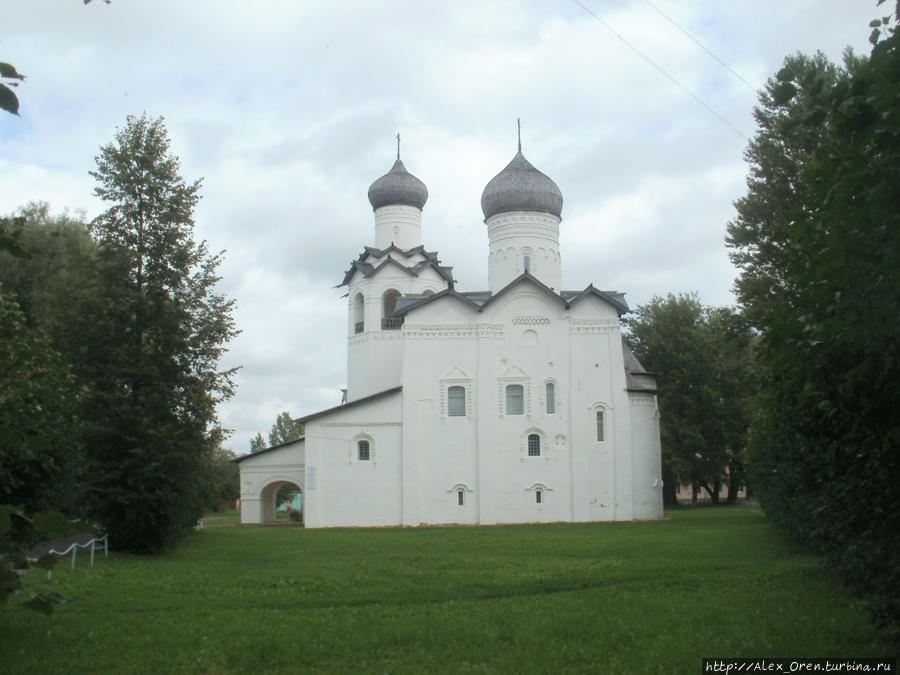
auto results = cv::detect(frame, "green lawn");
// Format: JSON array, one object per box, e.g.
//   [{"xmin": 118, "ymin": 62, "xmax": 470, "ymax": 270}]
[{"xmin": 1, "ymin": 507, "xmax": 887, "ymax": 673}]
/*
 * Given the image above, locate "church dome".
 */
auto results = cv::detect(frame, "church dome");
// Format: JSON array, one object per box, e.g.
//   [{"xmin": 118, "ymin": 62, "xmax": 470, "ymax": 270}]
[
  {"xmin": 481, "ymin": 150, "xmax": 563, "ymax": 220},
  {"xmin": 368, "ymin": 158, "xmax": 428, "ymax": 211}
]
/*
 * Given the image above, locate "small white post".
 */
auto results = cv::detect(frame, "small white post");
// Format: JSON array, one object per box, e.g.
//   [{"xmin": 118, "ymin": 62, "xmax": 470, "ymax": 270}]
[
  {"xmin": 71, "ymin": 546, "xmax": 77, "ymax": 570},
  {"xmin": 90, "ymin": 539, "xmax": 96, "ymax": 567}
]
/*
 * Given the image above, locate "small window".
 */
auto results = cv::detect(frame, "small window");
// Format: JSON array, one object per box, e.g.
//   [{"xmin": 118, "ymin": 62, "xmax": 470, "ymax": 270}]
[
  {"xmin": 527, "ymin": 433, "xmax": 541, "ymax": 457},
  {"xmin": 506, "ymin": 384, "xmax": 524, "ymax": 415},
  {"xmin": 535, "ymin": 489, "xmax": 542, "ymax": 504},
  {"xmin": 523, "ymin": 255, "xmax": 531, "ymax": 273},
  {"xmin": 358, "ymin": 440, "xmax": 370, "ymax": 461},
  {"xmin": 457, "ymin": 489, "xmax": 464, "ymax": 506},
  {"xmin": 596, "ymin": 410, "xmax": 605, "ymax": 442},
  {"xmin": 545, "ymin": 382, "xmax": 555, "ymax": 414},
  {"xmin": 448, "ymin": 386, "xmax": 466, "ymax": 417}
]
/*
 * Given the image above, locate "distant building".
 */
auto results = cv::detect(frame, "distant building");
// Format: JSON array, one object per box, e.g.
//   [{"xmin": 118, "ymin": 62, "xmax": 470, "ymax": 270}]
[{"xmin": 236, "ymin": 138, "xmax": 664, "ymax": 526}]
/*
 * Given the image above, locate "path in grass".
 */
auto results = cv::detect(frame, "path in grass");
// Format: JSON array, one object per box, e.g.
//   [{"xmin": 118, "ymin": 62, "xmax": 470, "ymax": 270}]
[{"xmin": 2, "ymin": 507, "xmax": 885, "ymax": 673}]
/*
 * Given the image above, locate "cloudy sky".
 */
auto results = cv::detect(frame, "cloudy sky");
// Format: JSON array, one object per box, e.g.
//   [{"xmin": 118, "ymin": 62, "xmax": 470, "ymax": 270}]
[{"xmin": 2, "ymin": 1, "xmax": 880, "ymax": 454}]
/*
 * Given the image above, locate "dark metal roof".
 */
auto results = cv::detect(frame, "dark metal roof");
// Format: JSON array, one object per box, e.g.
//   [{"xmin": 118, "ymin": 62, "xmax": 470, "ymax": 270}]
[
  {"xmin": 622, "ymin": 340, "xmax": 658, "ymax": 393},
  {"xmin": 368, "ymin": 159, "xmax": 428, "ymax": 210},
  {"xmin": 564, "ymin": 285, "xmax": 629, "ymax": 316},
  {"xmin": 393, "ymin": 274, "xmax": 628, "ymax": 317},
  {"xmin": 294, "ymin": 386, "xmax": 402, "ymax": 425},
  {"xmin": 231, "ymin": 437, "xmax": 305, "ymax": 464},
  {"xmin": 481, "ymin": 151, "xmax": 563, "ymax": 220},
  {"xmin": 339, "ymin": 246, "xmax": 454, "ymax": 288}
]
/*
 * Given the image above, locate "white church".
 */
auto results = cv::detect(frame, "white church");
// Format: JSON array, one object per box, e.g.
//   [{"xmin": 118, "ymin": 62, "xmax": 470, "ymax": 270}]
[{"xmin": 236, "ymin": 136, "xmax": 664, "ymax": 527}]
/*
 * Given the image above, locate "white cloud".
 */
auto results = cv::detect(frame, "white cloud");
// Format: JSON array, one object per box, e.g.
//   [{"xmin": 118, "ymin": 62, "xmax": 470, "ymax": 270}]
[{"xmin": 1, "ymin": 0, "xmax": 880, "ymax": 453}]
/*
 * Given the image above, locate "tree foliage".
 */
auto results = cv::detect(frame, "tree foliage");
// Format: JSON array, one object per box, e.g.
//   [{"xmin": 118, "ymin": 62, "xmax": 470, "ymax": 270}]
[
  {"xmin": 0, "ymin": 288, "xmax": 84, "ymax": 513},
  {"xmin": 625, "ymin": 294, "xmax": 755, "ymax": 506},
  {"xmin": 249, "ymin": 432, "xmax": 267, "ymax": 454},
  {"xmin": 82, "ymin": 114, "xmax": 239, "ymax": 552},
  {"xmin": 726, "ymin": 4, "xmax": 899, "ymax": 634},
  {"xmin": 0, "ymin": 62, "xmax": 25, "ymax": 116},
  {"xmin": 268, "ymin": 411, "xmax": 303, "ymax": 447}
]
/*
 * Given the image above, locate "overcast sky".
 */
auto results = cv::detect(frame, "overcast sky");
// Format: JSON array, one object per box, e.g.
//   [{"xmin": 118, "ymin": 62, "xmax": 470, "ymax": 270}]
[{"xmin": 2, "ymin": 1, "xmax": 880, "ymax": 454}]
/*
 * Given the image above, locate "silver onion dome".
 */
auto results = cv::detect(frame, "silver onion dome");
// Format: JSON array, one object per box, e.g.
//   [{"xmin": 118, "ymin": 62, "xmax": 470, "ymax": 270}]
[
  {"xmin": 480, "ymin": 151, "xmax": 563, "ymax": 220},
  {"xmin": 367, "ymin": 158, "xmax": 429, "ymax": 211}
]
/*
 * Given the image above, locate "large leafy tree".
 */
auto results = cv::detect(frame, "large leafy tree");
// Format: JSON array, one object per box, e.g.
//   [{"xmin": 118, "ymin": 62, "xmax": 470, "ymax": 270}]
[
  {"xmin": 83, "ymin": 113, "xmax": 238, "ymax": 552},
  {"xmin": 0, "ymin": 288, "xmax": 84, "ymax": 513},
  {"xmin": 726, "ymin": 4, "xmax": 899, "ymax": 633},
  {"xmin": 0, "ymin": 205, "xmax": 97, "ymax": 515},
  {"xmin": 625, "ymin": 294, "xmax": 755, "ymax": 506}
]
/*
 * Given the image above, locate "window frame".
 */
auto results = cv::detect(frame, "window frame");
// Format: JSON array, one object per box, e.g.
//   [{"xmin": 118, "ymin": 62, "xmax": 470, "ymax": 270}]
[
  {"xmin": 357, "ymin": 440, "xmax": 370, "ymax": 461},
  {"xmin": 506, "ymin": 384, "xmax": 525, "ymax": 415},
  {"xmin": 447, "ymin": 385, "xmax": 466, "ymax": 417},
  {"xmin": 596, "ymin": 409, "xmax": 605, "ymax": 442},
  {"xmin": 544, "ymin": 380, "xmax": 556, "ymax": 415},
  {"xmin": 441, "ymin": 368, "xmax": 473, "ymax": 419},
  {"xmin": 527, "ymin": 433, "xmax": 541, "ymax": 457},
  {"xmin": 349, "ymin": 432, "xmax": 377, "ymax": 464}
]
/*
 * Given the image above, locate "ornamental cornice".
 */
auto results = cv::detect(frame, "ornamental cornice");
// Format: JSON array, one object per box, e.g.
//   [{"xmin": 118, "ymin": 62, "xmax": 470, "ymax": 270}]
[
  {"xmin": 488, "ymin": 219, "xmax": 559, "ymax": 243},
  {"xmin": 486, "ymin": 212, "xmax": 560, "ymax": 228},
  {"xmin": 569, "ymin": 319, "xmax": 620, "ymax": 334},
  {"xmin": 349, "ymin": 331, "xmax": 404, "ymax": 345},
  {"xmin": 405, "ymin": 324, "xmax": 505, "ymax": 339},
  {"xmin": 628, "ymin": 393, "xmax": 658, "ymax": 407},
  {"xmin": 512, "ymin": 315, "xmax": 550, "ymax": 326}
]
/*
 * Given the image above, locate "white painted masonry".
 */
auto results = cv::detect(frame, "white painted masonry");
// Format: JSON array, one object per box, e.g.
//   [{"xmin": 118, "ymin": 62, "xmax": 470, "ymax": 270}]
[{"xmin": 237, "ymin": 145, "xmax": 664, "ymax": 526}]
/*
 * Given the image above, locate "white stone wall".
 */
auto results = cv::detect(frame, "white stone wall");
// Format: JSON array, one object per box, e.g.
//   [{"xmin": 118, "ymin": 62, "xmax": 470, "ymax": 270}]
[
  {"xmin": 302, "ymin": 391, "xmax": 403, "ymax": 528},
  {"xmin": 346, "ymin": 257, "xmax": 446, "ymax": 401},
  {"xmin": 374, "ymin": 204, "xmax": 423, "ymax": 250},
  {"xmin": 486, "ymin": 211, "xmax": 561, "ymax": 293},
  {"xmin": 397, "ymin": 281, "xmax": 658, "ymax": 525},
  {"xmin": 238, "ymin": 440, "xmax": 306, "ymax": 524}
]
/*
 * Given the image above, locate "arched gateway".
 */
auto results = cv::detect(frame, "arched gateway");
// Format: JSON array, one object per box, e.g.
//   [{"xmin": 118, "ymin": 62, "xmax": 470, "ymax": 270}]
[{"xmin": 235, "ymin": 439, "xmax": 305, "ymax": 524}]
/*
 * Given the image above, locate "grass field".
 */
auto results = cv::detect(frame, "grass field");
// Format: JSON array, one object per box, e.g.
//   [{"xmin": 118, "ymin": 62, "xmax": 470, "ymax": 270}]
[{"xmin": 1, "ymin": 506, "xmax": 887, "ymax": 673}]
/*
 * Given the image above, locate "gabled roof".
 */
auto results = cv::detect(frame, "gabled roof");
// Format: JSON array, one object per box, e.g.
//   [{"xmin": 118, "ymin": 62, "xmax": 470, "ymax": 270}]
[
  {"xmin": 339, "ymin": 245, "xmax": 454, "ymax": 287},
  {"xmin": 231, "ymin": 437, "xmax": 304, "ymax": 464},
  {"xmin": 563, "ymin": 285, "xmax": 629, "ymax": 315},
  {"xmin": 478, "ymin": 272, "xmax": 568, "ymax": 312},
  {"xmin": 394, "ymin": 273, "xmax": 628, "ymax": 318},
  {"xmin": 393, "ymin": 286, "xmax": 484, "ymax": 316},
  {"xmin": 294, "ymin": 386, "xmax": 402, "ymax": 425},
  {"xmin": 622, "ymin": 339, "xmax": 658, "ymax": 393}
]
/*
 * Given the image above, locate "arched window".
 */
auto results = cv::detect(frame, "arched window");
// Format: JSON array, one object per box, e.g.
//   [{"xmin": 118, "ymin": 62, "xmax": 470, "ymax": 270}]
[
  {"xmin": 351, "ymin": 293, "xmax": 364, "ymax": 334},
  {"xmin": 506, "ymin": 384, "xmax": 524, "ymax": 415},
  {"xmin": 527, "ymin": 433, "xmax": 541, "ymax": 457},
  {"xmin": 457, "ymin": 489, "xmax": 465, "ymax": 506},
  {"xmin": 596, "ymin": 410, "xmax": 605, "ymax": 442},
  {"xmin": 535, "ymin": 489, "xmax": 543, "ymax": 504},
  {"xmin": 523, "ymin": 255, "xmax": 531, "ymax": 273},
  {"xmin": 381, "ymin": 289, "xmax": 402, "ymax": 329},
  {"xmin": 357, "ymin": 440, "xmax": 370, "ymax": 461},
  {"xmin": 448, "ymin": 386, "xmax": 466, "ymax": 417},
  {"xmin": 545, "ymin": 382, "xmax": 555, "ymax": 414},
  {"xmin": 383, "ymin": 289, "xmax": 400, "ymax": 315}
]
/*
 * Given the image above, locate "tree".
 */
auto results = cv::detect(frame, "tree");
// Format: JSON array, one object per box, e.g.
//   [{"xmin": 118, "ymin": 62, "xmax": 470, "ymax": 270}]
[
  {"xmin": 0, "ymin": 204, "xmax": 99, "ymax": 359},
  {"xmin": 0, "ymin": 62, "xmax": 25, "ymax": 116},
  {"xmin": 268, "ymin": 411, "xmax": 303, "ymax": 447},
  {"xmin": 0, "ymin": 287, "xmax": 85, "ymax": 514},
  {"xmin": 83, "ymin": 113, "xmax": 238, "ymax": 552},
  {"xmin": 726, "ymin": 5, "xmax": 899, "ymax": 634},
  {"xmin": 205, "ymin": 445, "xmax": 240, "ymax": 511},
  {"xmin": 249, "ymin": 433, "xmax": 267, "ymax": 454},
  {"xmin": 625, "ymin": 294, "xmax": 755, "ymax": 506}
]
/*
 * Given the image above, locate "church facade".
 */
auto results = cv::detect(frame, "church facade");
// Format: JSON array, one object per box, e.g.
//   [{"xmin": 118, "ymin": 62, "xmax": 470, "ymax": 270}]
[{"xmin": 236, "ymin": 140, "xmax": 664, "ymax": 527}]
